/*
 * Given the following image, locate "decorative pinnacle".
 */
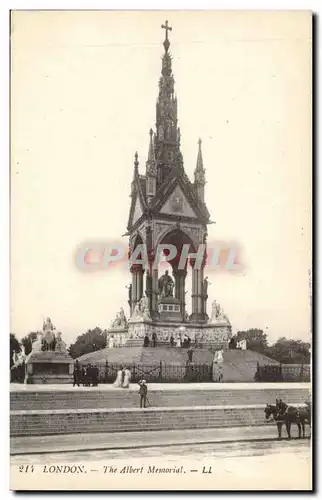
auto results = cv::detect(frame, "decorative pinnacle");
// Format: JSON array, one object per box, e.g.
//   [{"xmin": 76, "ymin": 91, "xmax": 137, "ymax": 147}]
[
  {"xmin": 161, "ymin": 20, "xmax": 172, "ymax": 53},
  {"xmin": 195, "ymin": 137, "xmax": 205, "ymax": 182},
  {"xmin": 134, "ymin": 151, "xmax": 139, "ymax": 169},
  {"xmin": 147, "ymin": 129, "xmax": 156, "ymax": 169}
]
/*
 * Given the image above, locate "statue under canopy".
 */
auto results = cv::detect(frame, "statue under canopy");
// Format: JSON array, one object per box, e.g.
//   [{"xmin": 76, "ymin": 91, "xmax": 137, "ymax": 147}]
[{"xmin": 158, "ymin": 270, "xmax": 174, "ymax": 298}]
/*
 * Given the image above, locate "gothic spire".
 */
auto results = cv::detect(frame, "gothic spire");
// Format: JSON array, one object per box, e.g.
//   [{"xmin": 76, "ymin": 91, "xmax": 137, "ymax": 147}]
[
  {"xmin": 154, "ymin": 21, "xmax": 182, "ymax": 185},
  {"xmin": 195, "ymin": 139, "xmax": 204, "ymax": 178},
  {"xmin": 194, "ymin": 139, "xmax": 206, "ymax": 201},
  {"xmin": 134, "ymin": 151, "xmax": 139, "ymax": 175},
  {"xmin": 131, "ymin": 151, "xmax": 139, "ymax": 196},
  {"xmin": 146, "ymin": 129, "xmax": 157, "ymax": 202}
]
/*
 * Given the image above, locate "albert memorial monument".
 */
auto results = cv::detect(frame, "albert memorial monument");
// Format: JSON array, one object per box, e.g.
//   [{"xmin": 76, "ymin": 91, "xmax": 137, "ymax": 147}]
[{"xmin": 108, "ymin": 22, "xmax": 232, "ymax": 350}]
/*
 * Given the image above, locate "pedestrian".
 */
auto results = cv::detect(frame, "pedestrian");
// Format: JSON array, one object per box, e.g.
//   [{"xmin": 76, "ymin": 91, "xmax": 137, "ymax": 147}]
[
  {"xmin": 86, "ymin": 364, "xmax": 92, "ymax": 386},
  {"xmin": 138, "ymin": 379, "xmax": 148, "ymax": 408},
  {"xmin": 73, "ymin": 360, "xmax": 81, "ymax": 387},
  {"xmin": 143, "ymin": 334, "xmax": 149, "ymax": 347},
  {"xmin": 187, "ymin": 347, "xmax": 193, "ymax": 363},
  {"xmin": 170, "ymin": 335, "xmax": 175, "ymax": 347},
  {"xmin": 152, "ymin": 332, "xmax": 157, "ymax": 347},
  {"xmin": 92, "ymin": 365, "xmax": 99, "ymax": 386},
  {"xmin": 122, "ymin": 366, "xmax": 131, "ymax": 388},
  {"xmin": 81, "ymin": 366, "xmax": 86, "ymax": 386}
]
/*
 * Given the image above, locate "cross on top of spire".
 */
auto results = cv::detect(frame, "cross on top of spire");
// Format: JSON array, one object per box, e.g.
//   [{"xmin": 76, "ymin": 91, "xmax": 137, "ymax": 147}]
[{"xmin": 161, "ymin": 20, "xmax": 172, "ymax": 53}]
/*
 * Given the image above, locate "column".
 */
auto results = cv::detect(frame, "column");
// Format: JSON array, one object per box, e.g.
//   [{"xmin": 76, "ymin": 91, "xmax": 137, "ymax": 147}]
[
  {"xmin": 151, "ymin": 268, "xmax": 159, "ymax": 318},
  {"xmin": 145, "ymin": 227, "xmax": 154, "ymax": 316},
  {"xmin": 131, "ymin": 268, "xmax": 138, "ymax": 312},
  {"xmin": 197, "ymin": 266, "xmax": 204, "ymax": 316},
  {"xmin": 191, "ymin": 259, "xmax": 197, "ymax": 318},
  {"xmin": 174, "ymin": 271, "xmax": 180, "ymax": 301},
  {"xmin": 145, "ymin": 270, "xmax": 153, "ymax": 313},
  {"xmin": 191, "ymin": 262, "xmax": 205, "ymax": 321},
  {"xmin": 137, "ymin": 269, "xmax": 144, "ymax": 302},
  {"xmin": 174, "ymin": 268, "xmax": 187, "ymax": 317},
  {"xmin": 130, "ymin": 266, "xmax": 144, "ymax": 312}
]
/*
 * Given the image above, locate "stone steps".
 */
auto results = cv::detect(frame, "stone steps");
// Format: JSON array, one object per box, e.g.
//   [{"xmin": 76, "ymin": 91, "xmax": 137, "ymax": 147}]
[
  {"xmin": 10, "ymin": 387, "xmax": 310, "ymax": 411},
  {"xmin": 11, "ymin": 405, "xmax": 276, "ymax": 437},
  {"xmin": 77, "ymin": 348, "xmax": 283, "ymax": 382}
]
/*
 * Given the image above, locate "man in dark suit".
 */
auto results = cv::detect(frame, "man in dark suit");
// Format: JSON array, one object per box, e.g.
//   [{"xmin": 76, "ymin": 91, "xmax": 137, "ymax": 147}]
[
  {"xmin": 138, "ymin": 380, "xmax": 148, "ymax": 408},
  {"xmin": 73, "ymin": 360, "xmax": 81, "ymax": 387}
]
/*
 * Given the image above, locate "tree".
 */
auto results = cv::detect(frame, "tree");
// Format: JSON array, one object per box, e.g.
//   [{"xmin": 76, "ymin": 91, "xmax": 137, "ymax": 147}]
[
  {"xmin": 233, "ymin": 328, "xmax": 268, "ymax": 354},
  {"xmin": 21, "ymin": 332, "xmax": 39, "ymax": 356},
  {"xmin": 10, "ymin": 333, "xmax": 21, "ymax": 368},
  {"xmin": 68, "ymin": 327, "xmax": 107, "ymax": 359},
  {"xmin": 265, "ymin": 337, "xmax": 311, "ymax": 365}
]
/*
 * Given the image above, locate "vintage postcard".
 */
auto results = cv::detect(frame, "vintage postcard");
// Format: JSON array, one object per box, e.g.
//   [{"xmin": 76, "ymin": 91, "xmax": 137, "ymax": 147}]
[{"xmin": 10, "ymin": 10, "xmax": 312, "ymax": 491}]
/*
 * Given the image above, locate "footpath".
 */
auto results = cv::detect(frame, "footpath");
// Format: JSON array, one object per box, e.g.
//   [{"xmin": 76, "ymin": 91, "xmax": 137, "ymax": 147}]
[{"xmin": 11, "ymin": 425, "xmax": 292, "ymax": 456}]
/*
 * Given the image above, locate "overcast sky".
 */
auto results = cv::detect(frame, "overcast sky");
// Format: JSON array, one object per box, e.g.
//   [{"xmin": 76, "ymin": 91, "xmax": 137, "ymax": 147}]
[{"xmin": 11, "ymin": 10, "xmax": 311, "ymax": 346}]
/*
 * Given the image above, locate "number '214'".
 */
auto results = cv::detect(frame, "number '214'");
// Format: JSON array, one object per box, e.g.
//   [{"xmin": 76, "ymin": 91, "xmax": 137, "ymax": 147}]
[{"xmin": 19, "ymin": 465, "xmax": 34, "ymax": 473}]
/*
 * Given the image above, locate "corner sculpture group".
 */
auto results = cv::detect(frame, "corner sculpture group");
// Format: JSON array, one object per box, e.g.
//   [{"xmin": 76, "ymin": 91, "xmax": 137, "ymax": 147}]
[
  {"xmin": 11, "ymin": 317, "xmax": 69, "ymax": 383},
  {"xmin": 12, "ymin": 317, "xmax": 68, "ymax": 367}
]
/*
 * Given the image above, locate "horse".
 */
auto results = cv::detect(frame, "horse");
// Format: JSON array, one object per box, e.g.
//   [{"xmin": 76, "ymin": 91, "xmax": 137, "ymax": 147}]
[{"xmin": 265, "ymin": 403, "xmax": 311, "ymax": 439}]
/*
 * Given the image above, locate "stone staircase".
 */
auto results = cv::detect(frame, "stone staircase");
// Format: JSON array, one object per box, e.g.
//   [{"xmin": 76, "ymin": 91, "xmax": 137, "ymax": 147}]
[
  {"xmin": 220, "ymin": 350, "xmax": 279, "ymax": 382},
  {"xmin": 10, "ymin": 385, "xmax": 310, "ymax": 411},
  {"xmin": 11, "ymin": 405, "xmax": 275, "ymax": 437},
  {"xmin": 10, "ymin": 382, "xmax": 311, "ymax": 437}
]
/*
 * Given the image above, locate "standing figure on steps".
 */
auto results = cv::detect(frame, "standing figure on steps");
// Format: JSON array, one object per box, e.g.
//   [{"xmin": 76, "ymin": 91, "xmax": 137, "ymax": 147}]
[
  {"xmin": 138, "ymin": 379, "xmax": 148, "ymax": 408},
  {"xmin": 73, "ymin": 360, "xmax": 81, "ymax": 387},
  {"xmin": 122, "ymin": 367, "xmax": 131, "ymax": 388},
  {"xmin": 113, "ymin": 366, "xmax": 124, "ymax": 388},
  {"xmin": 143, "ymin": 334, "xmax": 150, "ymax": 347},
  {"xmin": 213, "ymin": 349, "xmax": 224, "ymax": 382}
]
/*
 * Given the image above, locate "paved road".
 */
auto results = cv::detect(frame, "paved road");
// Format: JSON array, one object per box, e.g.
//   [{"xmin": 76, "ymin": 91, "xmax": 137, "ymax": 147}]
[
  {"xmin": 11, "ymin": 439, "xmax": 311, "ymax": 490},
  {"xmin": 11, "ymin": 425, "xmax": 311, "ymax": 456}
]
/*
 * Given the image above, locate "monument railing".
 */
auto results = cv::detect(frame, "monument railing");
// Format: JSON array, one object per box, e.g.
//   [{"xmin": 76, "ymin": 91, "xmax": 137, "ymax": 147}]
[
  {"xmin": 254, "ymin": 363, "xmax": 310, "ymax": 382},
  {"xmin": 88, "ymin": 362, "xmax": 213, "ymax": 383}
]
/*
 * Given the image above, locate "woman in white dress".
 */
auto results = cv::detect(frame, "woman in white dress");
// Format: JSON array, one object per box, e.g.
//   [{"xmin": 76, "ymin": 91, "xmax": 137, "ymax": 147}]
[
  {"xmin": 122, "ymin": 367, "xmax": 131, "ymax": 388},
  {"xmin": 176, "ymin": 336, "xmax": 181, "ymax": 348},
  {"xmin": 112, "ymin": 367, "xmax": 123, "ymax": 387}
]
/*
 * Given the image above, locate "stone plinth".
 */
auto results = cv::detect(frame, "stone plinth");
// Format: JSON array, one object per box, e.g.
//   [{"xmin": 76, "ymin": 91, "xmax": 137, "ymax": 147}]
[
  {"xmin": 107, "ymin": 326, "xmax": 128, "ymax": 347},
  {"xmin": 157, "ymin": 296, "xmax": 182, "ymax": 322},
  {"xmin": 25, "ymin": 350, "xmax": 74, "ymax": 384}
]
